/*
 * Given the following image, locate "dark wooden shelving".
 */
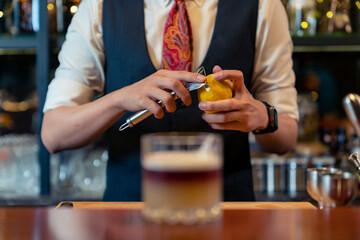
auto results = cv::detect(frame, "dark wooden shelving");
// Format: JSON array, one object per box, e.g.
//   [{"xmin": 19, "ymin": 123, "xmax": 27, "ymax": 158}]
[
  {"xmin": 293, "ymin": 34, "xmax": 360, "ymax": 52},
  {"xmin": 0, "ymin": 4, "xmax": 51, "ymax": 196},
  {"xmin": 0, "ymin": 35, "xmax": 37, "ymax": 49},
  {"xmin": 52, "ymin": 34, "xmax": 360, "ymax": 53}
]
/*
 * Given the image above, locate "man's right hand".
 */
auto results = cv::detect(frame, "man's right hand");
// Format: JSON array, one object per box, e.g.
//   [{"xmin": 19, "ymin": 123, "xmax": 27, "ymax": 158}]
[
  {"xmin": 41, "ymin": 69, "xmax": 205, "ymax": 153},
  {"xmin": 114, "ymin": 69, "xmax": 206, "ymax": 119}
]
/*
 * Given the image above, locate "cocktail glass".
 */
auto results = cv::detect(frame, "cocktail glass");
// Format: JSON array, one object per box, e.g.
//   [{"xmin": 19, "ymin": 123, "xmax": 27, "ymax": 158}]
[
  {"xmin": 306, "ymin": 167, "xmax": 341, "ymax": 209},
  {"xmin": 141, "ymin": 132, "xmax": 223, "ymax": 224},
  {"xmin": 318, "ymin": 171, "xmax": 358, "ymax": 208}
]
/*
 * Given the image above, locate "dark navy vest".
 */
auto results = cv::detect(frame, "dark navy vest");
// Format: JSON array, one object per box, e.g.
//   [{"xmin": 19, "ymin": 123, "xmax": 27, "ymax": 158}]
[{"xmin": 102, "ymin": 0, "xmax": 258, "ymax": 201}]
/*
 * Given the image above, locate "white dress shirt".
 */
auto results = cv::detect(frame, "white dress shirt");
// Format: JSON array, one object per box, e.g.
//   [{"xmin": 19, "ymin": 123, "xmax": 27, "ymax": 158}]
[{"xmin": 43, "ymin": 0, "xmax": 299, "ymax": 121}]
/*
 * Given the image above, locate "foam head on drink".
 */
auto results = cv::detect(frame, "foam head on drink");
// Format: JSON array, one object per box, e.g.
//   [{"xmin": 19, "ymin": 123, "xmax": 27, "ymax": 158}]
[
  {"xmin": 142, "ymin": 151, "xmax": 221, "ymax": 171},
  {"xmin": 142, "ymin": 150, "xmax": 222, "ymax": 218}
]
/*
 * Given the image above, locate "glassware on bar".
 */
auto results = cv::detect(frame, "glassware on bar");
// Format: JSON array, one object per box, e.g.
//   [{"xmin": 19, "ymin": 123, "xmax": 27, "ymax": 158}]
[
  {"xmin": 306, "ymin": 167, "xmax": 341, "ymax": 208},
  {"xmin": 318, "ymin": 170, "xmax": 358, "ymax": 207},
  {"xmin": 141, "ymin": 132, "xmax": 223, "ymax": 225}
]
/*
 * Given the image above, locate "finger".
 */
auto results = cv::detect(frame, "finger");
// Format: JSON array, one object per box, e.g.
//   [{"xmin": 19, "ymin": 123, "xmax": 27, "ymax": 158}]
[
  {"xmin": 148, "ymin": 87, "xmax": 177, "ymax": 113},
  {"xmin": 154, "ymin": 76, "xmax": 192, "ymax": 106},
  {"xmin": 201, "ymin": 111, "xmax": 241, "ymax": 124},
  {"xmin": 213, "ymin": 70, "xmax": 244, "ymax": 91},
  {"xmin": 198, "ymin": 99, "xmax": 241, "ymax": 113},
  {"xmin": 212, "ymin": 66, "xmax": 234, "ymax": 89},
  {"xmin": 212, "ymin": 65, "xmax": 222, "ymax": 74},
  {"xmin": 208, "ymin": 122, "xmax": 242, "ymax": 131},
  {"xmin": 159, "ymin": 69, "xmax": 206, "ymax": 83},
  {"xmin": 137, "ymin": 95, "xmax": 164, "ymax": 119}
]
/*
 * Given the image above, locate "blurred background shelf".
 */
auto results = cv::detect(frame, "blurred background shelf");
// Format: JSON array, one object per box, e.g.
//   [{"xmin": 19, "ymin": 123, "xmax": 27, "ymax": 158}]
[
  {"xmin": 293, "ymin": 35, "xmax": 360, "ymax": 52},
  {"xmin": 0, "ymin": 48, "xmax": 36, "ymax": 55},
  {"xmin": 0, "ymin": 35, "xmax": 37, "ymax": 50},
  {"xmin": 1, "ymin": 0, "xmax": 360, "ymax": 205}
]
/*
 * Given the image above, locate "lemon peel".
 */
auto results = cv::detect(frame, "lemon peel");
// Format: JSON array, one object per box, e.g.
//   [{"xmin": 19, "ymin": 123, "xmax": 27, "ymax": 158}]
[{"xmin": 197, "ymin": 74, "xmax": 233, "ymax": 113}]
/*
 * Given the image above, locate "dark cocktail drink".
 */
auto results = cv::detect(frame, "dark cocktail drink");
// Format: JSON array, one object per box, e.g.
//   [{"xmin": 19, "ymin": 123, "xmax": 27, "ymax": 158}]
[{"xmin": 142, "ymin": 151, "xmax": 222, "ymax": 224}]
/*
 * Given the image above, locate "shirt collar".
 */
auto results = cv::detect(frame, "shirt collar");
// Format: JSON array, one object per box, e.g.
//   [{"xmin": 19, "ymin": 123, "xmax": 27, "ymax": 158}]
[{"xmin": 162, "ymin": 0, "xmax": 204, "ymax": 8}]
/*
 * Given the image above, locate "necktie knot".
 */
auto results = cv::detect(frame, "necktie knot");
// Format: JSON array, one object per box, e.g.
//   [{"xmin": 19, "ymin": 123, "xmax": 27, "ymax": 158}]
[{"xmin": 161, "ymin": 0, "xmax": 193, "ymax": 71}]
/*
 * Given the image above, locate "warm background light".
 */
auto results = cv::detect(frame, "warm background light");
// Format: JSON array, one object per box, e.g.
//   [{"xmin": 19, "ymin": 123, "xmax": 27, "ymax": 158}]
[
  {"xmin": 47, "ymin": 3, "xmax": 54, "ymax": 11},
  {"xmin": 301, "ymin": 21, "xmax": 309, "ymax": 29},
  {"xmin": 70, "ymin": 5, "xmax": 78, "ymax": 14},
  {"xmin": 326, "ymin": 11, "xmax": 334, "ymax": 18}
]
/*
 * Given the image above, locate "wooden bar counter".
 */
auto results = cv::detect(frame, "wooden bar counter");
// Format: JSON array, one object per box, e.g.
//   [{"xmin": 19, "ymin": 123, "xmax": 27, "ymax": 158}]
[{"xmin": 1, "ymin": 202, "xmax": 360, "ymax": 239}]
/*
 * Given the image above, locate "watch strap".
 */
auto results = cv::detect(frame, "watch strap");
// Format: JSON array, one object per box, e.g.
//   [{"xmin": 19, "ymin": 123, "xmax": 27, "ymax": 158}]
[{"xmin": 252, "ymin": 101, "xmax": 278, "ymax": 135}]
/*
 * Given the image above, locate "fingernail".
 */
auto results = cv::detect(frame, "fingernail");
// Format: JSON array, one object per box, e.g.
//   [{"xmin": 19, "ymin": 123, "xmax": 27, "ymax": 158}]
[
  {"xmin": 199, "ymin": 102, "xmax": 206, "ymax": 110},
  {"xmin": 213, "ymin": 72, "xmax": 222, "ymax": 80}
]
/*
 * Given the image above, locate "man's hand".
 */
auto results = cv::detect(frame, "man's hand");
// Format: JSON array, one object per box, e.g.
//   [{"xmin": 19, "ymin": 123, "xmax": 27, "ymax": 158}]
[
  {"xmin": 198, "ymin": 65, "xmax": 268, "ymax": 132},
  {"xmin": 116, "ymin": 69, "xmax": 206, "ymax": 119},
  {"xmin": 198, "ymin": 65, "xmax": 298, "ymax": 154},
  {"xmin": 42, "ymin": 69, "xmax": 206, "ymax": 153}
]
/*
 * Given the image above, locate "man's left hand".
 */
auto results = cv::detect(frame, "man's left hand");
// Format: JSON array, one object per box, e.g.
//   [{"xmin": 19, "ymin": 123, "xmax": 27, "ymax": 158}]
[{"xmin": 198, "ymin": 65, "xmax": 268, "ymax": 132}]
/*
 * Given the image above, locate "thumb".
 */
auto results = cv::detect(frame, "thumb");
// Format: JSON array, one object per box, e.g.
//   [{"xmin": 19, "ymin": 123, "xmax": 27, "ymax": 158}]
[{"xmin": 212, "ymin": 65, "xmax": 222, "ymax": 74}]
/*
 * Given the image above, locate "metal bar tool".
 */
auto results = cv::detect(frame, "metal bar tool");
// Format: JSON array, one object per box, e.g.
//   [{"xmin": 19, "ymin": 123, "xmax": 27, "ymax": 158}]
[
  {"xmin": 343, "ymin": 93, "xmax": 360, "ymax": 172},
  {"xmin": 343, "ymin": 93, "xmax": 360, "ymax": 138}
]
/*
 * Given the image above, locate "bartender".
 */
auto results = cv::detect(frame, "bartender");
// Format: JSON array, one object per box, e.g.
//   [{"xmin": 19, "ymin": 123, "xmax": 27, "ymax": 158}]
[{"xmin": 41, "ymin": 0, "xmax": 299, "ymax": 201}]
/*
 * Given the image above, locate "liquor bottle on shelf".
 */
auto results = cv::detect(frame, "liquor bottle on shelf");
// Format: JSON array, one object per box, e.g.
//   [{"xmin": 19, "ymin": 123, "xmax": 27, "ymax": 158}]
[
  {"xmin": 48, "ymin": 0, "xmax": 57, "ymax": 34},
  {"xmin": 55, "ymin": 0, "xmax": 81, "ymax": 34},
  {"xmin": 288, "ymin": 0, "xmax": 317, "ymax": 36},
  {"xmin": 0, "ymin": 0, "xmax": 4, "ymax": 33},
  {"xmin": 316, "ymin": 0, "xmax": 358, "ymax": 34},
  {"xmin": 326, "ymin": 0, "xmax": 352, "ymax": 33},
  {"xmin": 13, "ymin": 0, "xmax": 34, "ymax": 34},
  {"xmin": 55, "ymin": 0, "xmax": 62, "ymax": 33},
  {"xmin": 297, "ymin": 93, "xmax": 319, "ymax": 142},
  {"xmin": 0, "ymin": 0, "xmax": 15, "ymax": 34},
  {"xmin": 350, "ymin": 0, "xmax": 360, "ymax": 32}
]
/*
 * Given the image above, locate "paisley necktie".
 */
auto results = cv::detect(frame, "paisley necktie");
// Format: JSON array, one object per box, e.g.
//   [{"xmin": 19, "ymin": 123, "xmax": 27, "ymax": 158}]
[{"xmin": 161, "ymin": 0, "xmax": 193, "ymax": 71}]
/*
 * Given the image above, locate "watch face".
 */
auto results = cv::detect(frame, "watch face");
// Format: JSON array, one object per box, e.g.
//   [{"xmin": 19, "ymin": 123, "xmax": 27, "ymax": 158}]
[
  {"xmin": 269, "ymin": 106, "xmax": 278, "ymax": 131},
  {"xmin": 270, "ymin": 107, "xmax": 278, "ymax": 131}
]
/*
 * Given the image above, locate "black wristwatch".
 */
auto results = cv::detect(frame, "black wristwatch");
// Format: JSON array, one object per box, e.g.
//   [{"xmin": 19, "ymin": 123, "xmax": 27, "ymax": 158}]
[{"xmin": 252, "ymin": 101, "xmax": 278, "ymax": 135}]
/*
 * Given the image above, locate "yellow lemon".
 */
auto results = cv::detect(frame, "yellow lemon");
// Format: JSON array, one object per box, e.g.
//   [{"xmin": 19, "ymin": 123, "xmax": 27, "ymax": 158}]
[{"xmin": 197, "ymin": 74, "xmax": 233, "ymax": 113}]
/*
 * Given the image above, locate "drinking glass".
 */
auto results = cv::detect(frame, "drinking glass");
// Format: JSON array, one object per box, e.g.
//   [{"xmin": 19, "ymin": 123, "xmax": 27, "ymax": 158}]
[
  {"xmin": 141, "ymin": 132, "xmax": 223, "ymax": 224},
  {"xmin": 306, "ymin": 167, "xmax": 341, "ymax": 209}
]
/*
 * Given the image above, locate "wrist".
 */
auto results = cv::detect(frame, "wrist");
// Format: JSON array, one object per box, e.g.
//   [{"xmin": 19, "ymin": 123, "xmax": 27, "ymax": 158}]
[
  {"xmin": 109, "ymin": 89, "xmax": 127, "ymax": 114},
  {"xmin": 255, "ymin": 101, "xmax": 268, "ymax": 131}
]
